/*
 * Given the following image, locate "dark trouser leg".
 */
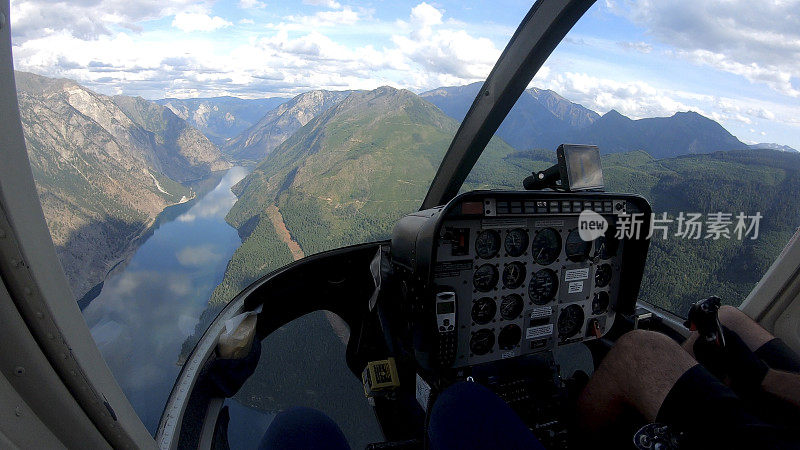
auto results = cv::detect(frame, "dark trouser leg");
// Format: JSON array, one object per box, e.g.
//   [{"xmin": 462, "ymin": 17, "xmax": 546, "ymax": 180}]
[
  {"xmin": 258, "ymin": 407, "xmax": 350, "ymax": 450},
  {"xmin": 428, "ymin": 381, "xmax": 545, "ymax": 450}
]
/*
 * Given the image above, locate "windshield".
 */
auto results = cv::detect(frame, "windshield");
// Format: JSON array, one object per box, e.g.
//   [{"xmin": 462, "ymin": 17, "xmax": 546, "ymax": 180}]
[
  {"xmin": 465, "ymin": 2, "xmax": 800, "ymax": 317},
  {"xmin": 10, "ymin": 0, "xmax": 800, "ymax": 445}
]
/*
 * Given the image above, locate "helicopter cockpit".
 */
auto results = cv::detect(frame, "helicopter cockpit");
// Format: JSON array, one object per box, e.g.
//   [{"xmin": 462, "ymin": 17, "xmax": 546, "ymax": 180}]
[
  {"xmin": 2, "ymin": 0, "xmax": 800, "ymax": 448},
  {"xmin": 154, "ymin": 2, "xmax": 666, "ymax": 447}
]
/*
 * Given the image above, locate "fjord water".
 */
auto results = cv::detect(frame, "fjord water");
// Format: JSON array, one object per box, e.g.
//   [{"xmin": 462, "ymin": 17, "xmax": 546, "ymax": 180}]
[{"xmin": 82, "ymin": 166, "xmax": 248, "ymax": 434}]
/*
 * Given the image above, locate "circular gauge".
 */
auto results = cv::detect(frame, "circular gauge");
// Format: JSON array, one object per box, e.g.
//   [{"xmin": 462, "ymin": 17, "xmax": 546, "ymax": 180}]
[
  {"xmin": 470, "ymin": 329, "xmax": 495, "ymax": 355},
  {"xmin": 498, "ymin": 324, "xmax": 522, "ymax": 350},
  {"xmin": 565, "ymin": 229, "xmax": 592, "ymax": 262},
  {"xmin": 593, "ymin": 235, "xmax": 619, "ymax": 260},
  {"xmin": 471, "ymin": 297, "xmax": 497, "ymax": 324},
  {"xmin": 595, "ymin": 264, "xmax": 612, "ymax": 288},
  {"xmin": 531, "ymin": 228, "xmax": 561, "ymax": 265},
  {"xmin": 502, "ymin": 262, "xmax": 526, "ymax": 289},
  {"xmin": 475, "ymin": 230, "xmax": 501, "ymax": 259},
  {"xmin": 473, "ymin": 264, "xmax": 499, "ymax": 292},
  {"xmin": 529, "ymin": 269, "xmax": 558, "ymax": 305},
  {"xmin": 592, "ymin": 291, "xmax": 610, "ymax": 315},
  {"xmin": 504, "ymin": 229, "xmax": 529, "ymax": 257},
  {"xmin": 558, "ymin": 304, "xmax": 585, "ymax": 339},
  {"xmin": 500, "ymin": 294, "xmax": 524, "ymax": 320}
]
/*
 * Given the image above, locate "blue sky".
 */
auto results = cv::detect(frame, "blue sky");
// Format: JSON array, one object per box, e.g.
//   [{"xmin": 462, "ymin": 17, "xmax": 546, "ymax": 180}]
[{"xmin": 9, "ymin": 0, "xmax": 800, "ymax": 149}]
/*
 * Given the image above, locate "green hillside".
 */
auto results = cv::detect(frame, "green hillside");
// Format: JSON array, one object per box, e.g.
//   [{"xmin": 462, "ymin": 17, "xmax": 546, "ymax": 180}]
[
  {"xmin": 209, "ymin": 86, "xmax": 515, "ymax": 305},
  {"xmin": 211, "ymin": 85, "xmax": 800, "ymax": 320},
  {"xmin": 604, "ymin": 149, "xmax": 800, "ymax": 315}
]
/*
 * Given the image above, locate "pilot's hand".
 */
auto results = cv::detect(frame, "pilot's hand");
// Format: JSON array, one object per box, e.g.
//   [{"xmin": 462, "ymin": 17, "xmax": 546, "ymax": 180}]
[{"xmin": 693, "ymin": 326, "xmax": 768, "ymax": 393}]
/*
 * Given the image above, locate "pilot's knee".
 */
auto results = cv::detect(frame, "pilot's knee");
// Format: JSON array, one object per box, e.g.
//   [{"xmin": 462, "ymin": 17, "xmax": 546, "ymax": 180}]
[
  {"xmin": 718, "ymin": 304, "xmax": 747, "ymax": 326},
  {"xmin": 609, "ymin": 329, "xmax": 678, "ymax": 361},
  {"xmin": 614, "ymin": 329, "xmax": 666, "ymax": 350}
]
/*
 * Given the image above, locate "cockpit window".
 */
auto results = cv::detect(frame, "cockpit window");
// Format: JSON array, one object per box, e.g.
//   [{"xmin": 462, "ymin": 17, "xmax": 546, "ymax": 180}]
[
  {"xmin": 10, "ymin": 0, "xmax": 799, "ymax": 444},
  {"xmin": 463, "ymin": 2, "xmax": 800, "ymax": 317}
]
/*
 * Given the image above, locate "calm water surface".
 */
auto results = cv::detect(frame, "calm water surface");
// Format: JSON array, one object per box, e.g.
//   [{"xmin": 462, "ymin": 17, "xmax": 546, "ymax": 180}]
[{"xmin": 82, "ymin": 166, "xmax": 248, "ymax": 434}]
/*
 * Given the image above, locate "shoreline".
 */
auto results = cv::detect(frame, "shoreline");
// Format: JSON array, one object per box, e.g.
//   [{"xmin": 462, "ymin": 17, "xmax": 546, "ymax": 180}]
[{"xmin": 77, "ymin": 169, "xmax": 229, "ymax": 310}]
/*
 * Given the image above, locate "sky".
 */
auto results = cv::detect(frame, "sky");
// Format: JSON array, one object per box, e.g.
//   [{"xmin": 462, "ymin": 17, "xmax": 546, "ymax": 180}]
[{"xmin": 9, "ymin": 0, "xmax": 800, "ymax": 149}]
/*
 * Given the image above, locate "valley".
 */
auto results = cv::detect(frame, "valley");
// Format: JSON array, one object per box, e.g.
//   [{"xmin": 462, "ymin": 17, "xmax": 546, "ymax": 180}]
[
  {"xmin": 16, "ymin": 71, "xmax": 231, "ymax": 302},
  {"xmin": 19, "ymin": 69, "xmax": 798, "ymax": 322},
  {"xmin": 209, "ymin": 84, "xmax": 800, "ymax": 319},
  {"xmin": 18, "ymin": 69, "xmax": 799, "ymax": 445}
]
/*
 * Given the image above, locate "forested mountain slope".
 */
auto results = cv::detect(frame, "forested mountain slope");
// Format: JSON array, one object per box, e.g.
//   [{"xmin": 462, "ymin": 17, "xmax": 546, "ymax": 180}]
[
  {"xmin": 15, "ymin": 71, "xmax": 230, "ymax": 301},
  {"xmin": 209, "ymin": 86, "xmax": 515, "ymax": 305},
  {"xmin": 223, "ymin": 90, "xmax": 353, "ymax": 163}
]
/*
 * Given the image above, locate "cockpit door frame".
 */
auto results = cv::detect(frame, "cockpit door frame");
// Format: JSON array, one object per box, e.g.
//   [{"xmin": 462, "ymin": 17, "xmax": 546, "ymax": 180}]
[
  {"xmin": 0, "ymin": 1, "xmax": 154, "ymax": 447},
  {"xmin": 420, "ymin": 0, "xmax": 596, "ymax": 210}
]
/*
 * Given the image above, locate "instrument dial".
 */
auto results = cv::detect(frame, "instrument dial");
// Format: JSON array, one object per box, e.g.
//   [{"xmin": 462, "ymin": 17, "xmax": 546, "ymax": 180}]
[
  {"xmin": 473, "ymin": 264, "xmax": 499, "ymax": 292},
  {"xmin": 529, "ymin": 269, "xmax": 558, "ymax": 305},
  {"xmin": 504, "ymin": 229, "xmax": 529, "ymax": 257},
  {"xmin": 531, "ymin": 228, "xmax": 561, "ymax": 265},
  {"xmin": 470, "ymin": 329, "xmax": 495, "ymax": 355},
  {"xmin": 565, "ymin": 229, "xmax": 591, "ymax": 262},
  {"xmin": 593, "ymin": 235, "xmax": 618, "ymax": 260},
  {"xmin": 500, "ymin": 294, "xmax": 524, "ymax": 320},
  {"xmin": 592, "ymin": 291, "xmax": 610, "ymax": 315},
  {"xmin": 475, "ymin": 230, "xmax": 501, "ymax": 259},
  {"xmin": 595, "ymin": 263, "xmax": 612, "ymax": 288},
  {"xmin": 557, "ymin": 304, "xmax": 585, "ymax": 339},
  {"xmin": 502, "ymin": 262, "xmax": 526, "ymax": 289},
  {"xmin": 498, "ymin": 324, "xmax": 522, "ymax": 350},
  {"xmin": 471, "ymin": 297, "xmax": 497, "ymax": 324}
]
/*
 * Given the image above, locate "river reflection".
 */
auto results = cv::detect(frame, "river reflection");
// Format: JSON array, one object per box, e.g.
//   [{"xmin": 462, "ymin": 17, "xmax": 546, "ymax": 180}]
[{"xmin": 82, "ymin": 166, "xmax": 248, "ymax": 434}]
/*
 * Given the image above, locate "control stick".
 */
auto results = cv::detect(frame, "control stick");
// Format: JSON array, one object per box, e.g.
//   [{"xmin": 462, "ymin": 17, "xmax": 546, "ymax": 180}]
[{"xmin": 684, "ymin": 296, "xmax": 725, "ymax": 348}]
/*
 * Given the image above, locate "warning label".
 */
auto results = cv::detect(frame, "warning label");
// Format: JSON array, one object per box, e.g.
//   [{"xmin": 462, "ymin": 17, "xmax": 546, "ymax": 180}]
[
  {"xmin": 526, "ymin": 324, "xmax": 554, "ymax": 340},
  {"xmin": 501, "ymin": 350, "xmax": 517, "ymax": 359},
  {"xmin": 434, "ymin": 260, "xmax": 473, "ymax": 278},
  {"xmin": 564, "ymin": 268, "xmax": 590, "ymax": 282},
  {"xmin": 529, "ymin": 306, "xmax": 552, "ymax": 319},
  {"xmin": 568, "ymin": 281, "xmax": 584, "ymax": 294}
]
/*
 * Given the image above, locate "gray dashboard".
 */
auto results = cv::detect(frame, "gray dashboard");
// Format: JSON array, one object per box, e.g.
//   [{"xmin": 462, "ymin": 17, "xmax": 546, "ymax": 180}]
[{"xmin": 432, "ymin": 197, "xmax": 627, "ymax": 368}]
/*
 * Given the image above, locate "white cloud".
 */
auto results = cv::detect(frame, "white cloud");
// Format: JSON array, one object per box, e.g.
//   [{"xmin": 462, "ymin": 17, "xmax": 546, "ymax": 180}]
[
  {"xmin": 537, "ymin": 71, "xmax": 692, "ymax": 119},
  {"xmin": 677, "ymin": 49, "xmax": 800, "ymax": 97},
  {"xmin": 609, "ymin": 0, "xmax": 800, "ymax": 96},
  {"xmin": 302, "ymin": 0, "xmax": 342, "ymax": 8},
  {"xmin": 176, "ymin": 244, "xmax": 223, "ymax": 267},
  {"xmin": 534, "ymin": 69, "xmax": 800, "ymax": 133},
  {"xmin": 239, "ymin": 0, "xmax": 266, "ymax": 9},
  {"xmin": 239, "ymin": 18, "xmax": 255, "ymax": 25},
  {"xmin": 617, "ymin": 41, "xmax": 652, "ymax": 54},
  {"xmin": 9, "ymin": 0, "xmax": 197, "ymax": 43},
  {"xmin": 282, "ymin": 6, "xmax": 360, "ymax": 28},
  {"xmin": 172, "ymin": 11, "xmax": 232, "ymax": 33},
  {"xmin": 409, "ymin": 2, "xmax": 443, "ymax": 38}
]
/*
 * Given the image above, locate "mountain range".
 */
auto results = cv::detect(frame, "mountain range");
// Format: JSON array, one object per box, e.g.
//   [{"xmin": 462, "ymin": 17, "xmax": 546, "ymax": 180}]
[
  {"xmin": 15, "ymin": 71, "xmax": 230, "ymax": 301},
  {"xmin": 217, "ymin": 81, "xmax": 754, "ymax": 167},
  {"xmin": 210, "ymin": 86, "xmax": 515, "ymax": 304},
  {"xmin": 749, "ymin": 142, "xmax": 799, "ymax": 152},
  {"xmin": 420, "ymin": 81, "xmax": 748, "ymax": 158},
  {"xmin": 211, "ymin": 85, "xmax": 800, "ymax": 319},
  {"xmin": 156, "ymin": 96, "xmax": 288, "ymax": 147},
  {"xmin": 13, "ymin": 70, "xmax": 798, "ymax": 312},
  {"xmin": 222, "ymin": 90, "xmax": 353, "ymax": 162}
]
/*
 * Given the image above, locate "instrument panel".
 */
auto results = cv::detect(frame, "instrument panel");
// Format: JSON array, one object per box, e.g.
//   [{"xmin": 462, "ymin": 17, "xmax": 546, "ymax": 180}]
[
  {"xmin": 432, "ymin": 197, "xmax": 626, "ymax": 368},
  {"xmin": 391, "ymin": 190, "xmax": 651, "ymax": 371}
]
